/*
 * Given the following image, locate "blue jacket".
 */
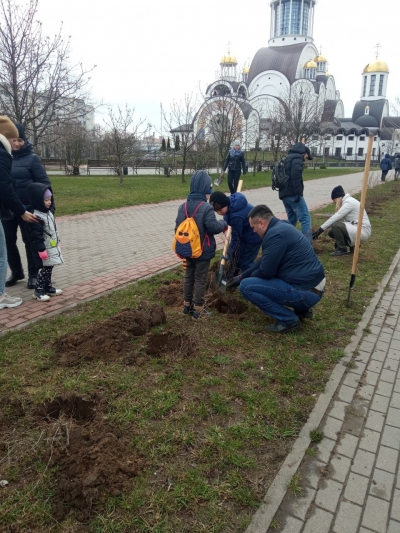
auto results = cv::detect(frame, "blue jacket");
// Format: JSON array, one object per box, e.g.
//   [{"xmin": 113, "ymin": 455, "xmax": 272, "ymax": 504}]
[
  {"xmin": 224, "ymin": 193, "xmax": 262, "ymax": 252},
  {"xmin": 175, "ymin": 171, "xmax": 227, "ymax": 261},
  {"xmin": 11, "ymin": 141, "xmax": 51, "ymax": 204},
  {"xmin": 241, "ymin": 217, "xmax": 325, "ymax": 290},
  {"xmin": 281, "ymin": 143, "xmax": 306, "ymax": 199},
  {"xmin": 380, "ymin": 154, "xmax": 392, "ymax": 171}
]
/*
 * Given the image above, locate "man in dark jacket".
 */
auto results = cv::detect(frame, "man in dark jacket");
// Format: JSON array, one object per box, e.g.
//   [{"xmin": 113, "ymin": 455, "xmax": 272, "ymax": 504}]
[
  {"xmin": 175, "ymin": 170, "xmax": 227, "ymax": 319},
  {"xmin": 209, "ymin": 190, "xmax": 261, "ymax": 273},
  {"xmin": 380, "ymin": 153, "xmax": 392, "ymax": 182},
  {"xmin": 394, "ymin": 155, "xmax": 400, "ymax": 180},
  {"xmin": 228, "ymin": 205, "xmax": 325, "ymax": 333},
  {"xmin": 279, "ymin": 143, "xmax": 312, "ymax": 241},
  {"xmin": 2, "ymin": 123, "xmax": 52, "ymax": 289},
  {"xmin": 220, "ymin": 140, "xmax": 247, "ymax": 194}
]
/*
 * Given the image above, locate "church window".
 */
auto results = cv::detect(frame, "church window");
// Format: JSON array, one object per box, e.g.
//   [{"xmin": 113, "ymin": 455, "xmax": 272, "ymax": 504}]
[
  {"xmin": 311, "ymin": 147, "xmax": 317, "ymax": 156},
  {"xmin": 348, "ymin": 136, "xmax": 354, "ymax": 141},
  {"xmin": 372, "ymin": 148, "xmax": 376, "ymax": 156},
  {"xmin": 358, "ymin": 148, "xmax": 364, "ymax": 156},
  {"xmin": 347, "ymin": 148, "xmax": 353, "ymax": 156},
  {"xmin": 360, "ymin": 136, "xmax": 365, "ymax": 141},
  {"xmin": 325, "ymin": 135, "xmax": 331, "ymax": 141},
  {"xmin": 312, "ymin": 135, "xmax": 318, "ymax": 140},
  {"xmin": 369, "ymin": 75, "xmax": 376, "ymax": 96},
  {"xmin": 336, "ymin": 136, "xmax": 343, "ymax": 140},
  {"xmin": 291, "ymin": 0, "xmax": 302, "ymax": 34},
  {"xmin": 302, "ymin": 2, "xmax": 310, "ymax": 35},
  {"xmin": 378, "ymin": 75, "xmax": 384, "ymax": 96},
  {"xmin": 324, "ymin": 147, "xmax": 330, "ymax": 156},
  {"xmin": 335, "ymin": 147, "xmax": 342, "ymax": 156},
  {"xmin": 362, "ymin": 76, "xmax": 367, "ymax": 97}
]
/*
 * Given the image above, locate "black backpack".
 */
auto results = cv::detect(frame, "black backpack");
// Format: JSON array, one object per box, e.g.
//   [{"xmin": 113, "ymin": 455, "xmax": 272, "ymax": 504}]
[{"xmin": 272, "ymin": 157, "xmax": 290, "ymax": 191}]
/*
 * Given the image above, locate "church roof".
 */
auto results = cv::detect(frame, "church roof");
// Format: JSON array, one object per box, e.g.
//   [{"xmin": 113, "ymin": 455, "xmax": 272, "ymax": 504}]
[
  {"xmin": 322, "ymin": 100, "xmax": 341, "ymax": 122},
  {"xmin": 381, "ymin": 117, "xmax": 400, "ymax": 141},
  {"xmin": 247, "ymin": 43, "xmax": 308, "ymax": 86},
  {"xmin": 352, "ymin": 99, "xmax": 387, "ymax": 128},
  {"xmin": 170, "ymin": 123, "xmax": 194, "ymax": 133}
]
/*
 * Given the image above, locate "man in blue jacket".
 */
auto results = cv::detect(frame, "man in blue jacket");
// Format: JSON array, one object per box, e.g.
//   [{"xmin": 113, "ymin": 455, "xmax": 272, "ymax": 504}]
[
  {"xmin": 228, "ymin": 204, "xmax": 325, "ymax": 333},
  {"xmin": 380, "ymin": 153, "xmax": 392, "ymax": 182},
  {"xmin": 209, "ymin": 190, "xmax": 261, "ymax": 273}
]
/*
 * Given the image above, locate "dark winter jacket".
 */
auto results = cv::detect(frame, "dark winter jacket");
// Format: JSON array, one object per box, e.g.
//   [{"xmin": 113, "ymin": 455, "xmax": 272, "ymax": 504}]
[
  {"xmin": 380, "ymin": 154, "xmax": 392, "ymax": 172},
  {"xmin": 175, "ymin": 171, "xmax": 228, "ymax": 261},
  {"xmin": 280, "ymin": 143, "xmax": 306, "ymax": 199},
  {"xmin": 241, "ymin": 217, "xmax": 325, "ymax": 290},
  {"xmin": 395, "ymin": 157, "xmax": 400, "ymax": 170},
  {"xmin": 223, "ymin": 150, "xmax": 246, "ymax": 173},
  {"xmin": 0, "ymin": 135, "xmax": 26, "ymax": 216},
  {"xmin": 26, "ymin": 182, "xmax": 62, "ymax": 267},
  {"xmin": 223, "ymin": 193, "xmax": 262, "ymax": 253},
  {"xmin": 11, "ymin": 140, "xmax": 51, "ymax": 205}
]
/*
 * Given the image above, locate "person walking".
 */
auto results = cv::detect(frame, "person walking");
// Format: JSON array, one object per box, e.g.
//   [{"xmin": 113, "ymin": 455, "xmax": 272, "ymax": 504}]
[
  {"xmin": 2, "ymin": 123, "xmax": 52, "ymax": 289},
  {"xmin": 312, "ymin": 185, "xmax": 371, "ymax": 256},
  {"xmin": 0, "ymin": 117, "xmax": 38, "ymax": 309},
  {"xmin": 380, "ymin": 153, "xmax": 392, "ymax": 182},
  {"xmin": 227, "ymin": 204, "xmax": 325, "ymax": 334},
  {"xmin": 220, "ymin": 140, "xmax": 247, "ymax": 194},
  {"xmin": 279, "ymin": 143, "xmax": 312, "ymax": 241},
  {"xmin": 394, "ymin": 154, "xmax": 400, "ymax": 180}
]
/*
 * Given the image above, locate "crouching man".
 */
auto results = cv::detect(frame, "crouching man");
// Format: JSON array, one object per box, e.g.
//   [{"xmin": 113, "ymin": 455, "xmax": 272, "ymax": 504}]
[{"xmin": 228, "ymin": 205, "xmax": 325, "ymax": 334}]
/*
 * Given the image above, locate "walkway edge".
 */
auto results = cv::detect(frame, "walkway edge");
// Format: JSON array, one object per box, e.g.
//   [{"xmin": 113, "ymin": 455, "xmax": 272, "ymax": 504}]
[{"xmin": 245, "ymin": 246, "xmax": 400, "ymax": 533}]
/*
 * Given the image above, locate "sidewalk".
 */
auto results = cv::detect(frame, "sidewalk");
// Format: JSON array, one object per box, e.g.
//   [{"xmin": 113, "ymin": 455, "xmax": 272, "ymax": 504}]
[
  {"xmin": 1, "ymin": 171, "xmax": 367, "ymax": 332},
  {"xmin": 245, "ymin": 247, "xmax": 400, "ymax": 533}
]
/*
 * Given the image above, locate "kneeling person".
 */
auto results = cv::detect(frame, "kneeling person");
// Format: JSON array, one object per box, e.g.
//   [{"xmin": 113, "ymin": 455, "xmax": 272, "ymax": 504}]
[{"xmin": 229, "ymin": 205, "xmax": 325, "ymax": 333}]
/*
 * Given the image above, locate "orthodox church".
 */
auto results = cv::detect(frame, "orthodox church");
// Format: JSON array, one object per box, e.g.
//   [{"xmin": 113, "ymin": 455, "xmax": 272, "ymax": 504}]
[{"xmin": 178, "ymin": 0, "xmax": 398, "ymax": 161}]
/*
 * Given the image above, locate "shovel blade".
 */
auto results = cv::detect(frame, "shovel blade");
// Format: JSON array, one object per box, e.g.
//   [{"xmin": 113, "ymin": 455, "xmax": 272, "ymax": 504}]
[
  {"xmin": 214, "ymin": 177, "xmax": 223, "ymax": 186},
  {"xmin": 212, "ymin": 268, "xmax": 227, "ymax": 294}
]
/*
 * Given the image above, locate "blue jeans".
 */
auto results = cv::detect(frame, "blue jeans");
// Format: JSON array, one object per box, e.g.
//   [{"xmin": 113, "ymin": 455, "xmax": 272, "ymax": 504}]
[
  {"xmin": 240, "ymin": 277, "xmax": 322, "ymax": 325},
  {"xmin": 0, "ymin": 223, "xmax": 7, "ymax": 294},
  {"xmin": 281, "ymin": 195, "xmax": 312, "ymax": 241}
]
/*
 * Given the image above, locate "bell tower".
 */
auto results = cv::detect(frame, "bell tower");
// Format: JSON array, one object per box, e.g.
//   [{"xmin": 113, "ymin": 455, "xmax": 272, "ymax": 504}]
[{"xmin": 269, "ymin": 0, "xmax": 317, "ymax": 47}]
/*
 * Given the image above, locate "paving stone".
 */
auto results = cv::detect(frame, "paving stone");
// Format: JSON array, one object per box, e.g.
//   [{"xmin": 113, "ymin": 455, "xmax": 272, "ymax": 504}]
[
  {"xmin": 367, "ymin": 359, "xmax": 384, "ymax": 374},
  {"xmin": 351, "ymin": 361, "xmax": 367, "ymax": 376},
  {"xmin": 362, "ymin": 496, "xmax": 390, "ymax": 533},
  {"xmin": 357, "ymin": 384, "xmax": 375, "ymax": 401},
  {"xmin": 376, "ymin": 445, "xmax": 399, "ymax": 474},
  {"xmin": 317, "ymin": 437, "xmax": 336, "ymax": 464},
  {"xmin": 370, "ymin": 394, "xmax": 390, "ymax": 414},
  {"xmin": 390, "ymin": 392, "xmax": 400, "ymax": 409},
  {"xmin": 343, "ymin": 472, "xmax": 369, "ymax": 505},
  {"xmin": 315, "ymin": 479, "xmax": 343, "ymax": 513},
  {"xmin": 343, "ymin": 373, "xmax": 361, "ymax": 389},
  {"xmin": 281, "ymin": 516, "xmax": 304, "ymax": 533},
  {"xmin": 388, "ymin": 350, "xmax": 400, "ymax": 362},
  {"xmin": 337, "ymin": 433, "xmax": 358, "ymax": 458},
  {"xmin": 359, "ymin": 428, "xmax": 380, "ymax": 453},
  {"xmin": 351, "ymin": 449, "xmax": 375, "ymax": 477},
  {"xmin": 356, "ymin": 350, "xmax": 373, "ymax": 363},
  {"xmin": 329, "ymin": 455, "xmax": 351, "ymax": 483},
  {"xmin": 394, "ymin": 379, "xmax": 400, "ymax": 393},
  {"xmin": 365, "ymin": 371, "xmax": 379, "ymax": 386},
  {"xmin": 377, "ymin": 380, "xmax": 394, "ymax": 398},
  {"xmin": 322, "ymin": 416, "xmax": 344, "ymax": 441},
  {"xmin": 291, "ymin": 487, "xmax": 317, "ymax": 521},
  {"xmin": 303, "ymin": 461, "xmax": 326, "ymax": 490},
  {"xmin": 302, "ymin": 507, "xmax": 333, "ymax": 533},
  {"xmin": 337, "ymin": 385, "xmax": 356, "ymax": 403},
  {"xmin": 387, "ymin": 520, "xmax": 400, "ymax": 533},
  {"xmin": 386, "ymin": 407, "xmax": 400, "ymax": 428},
  {"xmin": 372, "ymin": 350, "xmax": 387, "ymax": 362},
  {"xmin": 333, "ymin": 501, "xmax": 362, "ymax": 533},
  {"xmin": 391, "ymin": 490, "xmax": 400, "ymax": 521},
  {"xmin": 369, "ymin": 468, "xmax": 395, "ymax": 501},
  {"xmin": 382, "ymin": 425, "xmax": 400, "ymax": 449},
  {"xmin": 329, "ymin": 401, "xmax": 347, "ymax": 422},
  {"xmin": 385, "ymin": 358, "xmax": 400, "ymax": 372}
]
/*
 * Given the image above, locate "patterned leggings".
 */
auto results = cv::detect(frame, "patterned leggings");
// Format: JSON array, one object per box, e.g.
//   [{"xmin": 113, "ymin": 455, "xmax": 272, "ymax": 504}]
[{"xmin": 36, "ymin": 266, "xmax": 53, "ymax": 291}]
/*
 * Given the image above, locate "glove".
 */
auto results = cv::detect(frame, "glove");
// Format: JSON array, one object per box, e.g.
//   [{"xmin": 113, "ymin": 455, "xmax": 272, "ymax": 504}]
[
  {"xmin": 227, "ymin": 275, "xmax": 242, "ymax": 289},
  {"xmin": 312, "ymin": 228, "xmax": 324, "ymax": 240},
  {"xmin": 220, "ymin": 172, "xmax": 225, "ymax": 178},
  {"xmin": 38, "ymin": 250, "xmax": 49, "ymax": 260},
  {"xmin": 221, "ymin": 254, "xmax": 230, "ymax": 262},
  {"xmin": 294, "ymin": 194, "xmax": 301, "ymax": 203}
]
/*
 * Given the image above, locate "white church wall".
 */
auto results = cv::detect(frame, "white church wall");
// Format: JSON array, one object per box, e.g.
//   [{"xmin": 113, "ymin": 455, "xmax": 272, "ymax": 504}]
[
  {"xmin": 334, "ymin": 101, "xmax": 345, "ymax": 119},
  {"xmin": 296, "ymin": 44, "xmax": 319, "ymax": 79},
  {"xmin": 248, "ymin": 71, "xmax": 290, "ymax": 99},
  {"xmin": 326, "ymin": 77, "xmax": 336, "ymax": 100}
]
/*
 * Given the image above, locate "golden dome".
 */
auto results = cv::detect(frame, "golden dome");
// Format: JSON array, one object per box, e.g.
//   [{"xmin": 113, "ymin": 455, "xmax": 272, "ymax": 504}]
[
  {"xmin": 304, "ymin": 60, "xmax": 317, "ymax": 69},
  {"xmin": 314, "ymin": 55, "xmax": 327, "ymax": 62},
  {"xmin": 363, "ymin": 60, "xmax": 389, "ymax": 74},
  {"xmin": 325, "ymin": 71, "xmax": 332, "ymax": 77},
  {"xmin": 242, "ymin": 66, "xmax": 250, "ymax": 74},
  {"xmin": 220, "ymin": 55, "xmax": 238, "ymax": 65}
]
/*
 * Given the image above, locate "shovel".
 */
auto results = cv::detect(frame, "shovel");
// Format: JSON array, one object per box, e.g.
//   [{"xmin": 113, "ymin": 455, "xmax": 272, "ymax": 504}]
[
  {"xmin": 214, "ymin": 172, "xmax": 225, "ymax": 186},
  {"xmin": 212, "ymin": 179, "xmax": 243, "ymax": 294}
]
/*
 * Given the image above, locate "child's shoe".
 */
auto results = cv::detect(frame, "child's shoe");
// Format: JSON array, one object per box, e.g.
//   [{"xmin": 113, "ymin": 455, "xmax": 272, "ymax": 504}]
[
  {"xmin": 183, "ymin": 301, "xmax": 194, "ymax": 315},
  {"xmin": 192, "ymin": 306, "xmax": 212, "ymax": 320},
  {"xmin": 33, "ymin": 290, "xmax": 50, "ymax": 302},
  {"xmin": 46, "ymin": 286, "xmax": 63, "ymax": 296}
]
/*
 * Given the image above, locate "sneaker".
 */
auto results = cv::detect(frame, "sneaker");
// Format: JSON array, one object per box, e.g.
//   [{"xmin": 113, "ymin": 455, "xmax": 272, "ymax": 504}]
[
  {"xmin": 0, "ymin": 293, "xmax": 23, "ymax": 309},
  {"xmin": 46, "ymin": 287, "xmax": 63, "ymax": 296},
  {"xmin": 329, "ymin": 249, "xmax": 350, "ymax": 257},
  {"xmin": 33, "ymin": 291, "xmax": 50, "ymax": 302},
  {"xmin": 265, "ymin": 320, "xmax": 301, "ymax": 334},
  {"xmin": 183, "ymin": 304, "xmax": 194, "ymax": 315},
  {"xmin": 295, "ymin": 308, "xmax": 313, "ymax": 319},
  {"xmin": 192, "ymin": 306, "xmax": 212, "ymax": 320}
]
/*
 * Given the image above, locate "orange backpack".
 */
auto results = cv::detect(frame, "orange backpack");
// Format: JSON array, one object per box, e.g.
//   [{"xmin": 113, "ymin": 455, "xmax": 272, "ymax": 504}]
[{"xmin": 172, "ymin": 202, "xmax": 204, "ymax": 259}]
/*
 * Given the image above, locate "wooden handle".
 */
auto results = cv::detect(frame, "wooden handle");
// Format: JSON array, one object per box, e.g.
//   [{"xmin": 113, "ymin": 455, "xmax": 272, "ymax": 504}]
[{"xmin": 219, "ymin": 180, "xmax": 243, "ymax": 266}]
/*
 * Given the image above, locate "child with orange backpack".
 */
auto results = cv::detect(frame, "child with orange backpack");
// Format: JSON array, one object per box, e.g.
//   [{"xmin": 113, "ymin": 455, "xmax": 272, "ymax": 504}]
[{"xmin": 173, "ymin": 171, "xmax": 227, "ymax": 319}]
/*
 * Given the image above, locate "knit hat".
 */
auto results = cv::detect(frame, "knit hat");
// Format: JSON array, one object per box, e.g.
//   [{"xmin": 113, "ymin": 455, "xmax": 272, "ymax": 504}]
[
  {"xmin": 209, "ymin": 191, "xmax": 229, "ymax": 211},
  {"xmin": 331, "ymin": 185, "xmax": 345, "ymax": 200},
  {"xmin": 43, "ymin": 189, "xmax": 52, "ymax": 199},
  {"xmin": 0, "ymin": 116, "xmax": 19, "ymax": 140},
  {"xmin": 233, "ymin": 139, "xmax": 240, "ymax": 147},
  {"xmin": 14, "ymin": 123, "xmax": 27, "ymax": 141}
]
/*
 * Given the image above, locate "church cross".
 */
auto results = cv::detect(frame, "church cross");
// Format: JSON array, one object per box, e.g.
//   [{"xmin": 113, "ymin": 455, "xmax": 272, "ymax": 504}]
[{"xmin": 375, "ymin": 43, "xmax": 381, "ymax": 59}]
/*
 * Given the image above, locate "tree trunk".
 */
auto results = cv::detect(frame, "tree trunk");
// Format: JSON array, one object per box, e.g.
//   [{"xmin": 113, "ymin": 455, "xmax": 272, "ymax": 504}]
[{"xmin": 73, "ymin": 165, "xmax": 80, "ymax": 176}]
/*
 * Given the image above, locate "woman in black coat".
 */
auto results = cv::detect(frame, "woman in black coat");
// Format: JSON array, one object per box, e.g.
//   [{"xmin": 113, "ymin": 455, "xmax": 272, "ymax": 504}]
[
  {"xmin": 2, "ymin": 123, "xmax": 52, "ymax": 289},
  {"xmin": 220, "ymin": 140, "xmax": 247, "ymax": 194}
]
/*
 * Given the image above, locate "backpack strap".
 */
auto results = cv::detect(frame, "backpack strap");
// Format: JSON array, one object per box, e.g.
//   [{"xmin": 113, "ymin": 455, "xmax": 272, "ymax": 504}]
[{"xmin": 185, "ymin": 201, "xmax": 204, "ymax": 218}]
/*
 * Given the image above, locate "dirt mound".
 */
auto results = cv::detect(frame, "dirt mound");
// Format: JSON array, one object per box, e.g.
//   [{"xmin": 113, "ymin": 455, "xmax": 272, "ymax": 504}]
[
  {"xmin": 210, "ymin": 296, "xmax": 248, "ymax": 315},
  {"xmin": 146, "ymin": 331, "xmax": 196, "ymax": 357},
  {"xmin": 51, "ymin": 419, "xmax": 143, "ymax": 522},
  {"xmin": 35, "ymin": 395, "xmax": 96, "ymax": 423},
  {"xmin": 156, "ymin": 279, "xmax": 182, "ymax": 306},
  {"xmin": 53, "ymin": 304, "xmax": 166, "ymax": 365}
]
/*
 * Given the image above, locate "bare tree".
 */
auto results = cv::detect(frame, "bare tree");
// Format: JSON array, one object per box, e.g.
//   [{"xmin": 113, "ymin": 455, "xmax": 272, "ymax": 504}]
[
  {"xmin": 0, "ymin": 0, "xmax": 96, "ymax": 147},
  {"xmin": 55, "ymin": 124, "xmax": 91, "ymax": 175}
]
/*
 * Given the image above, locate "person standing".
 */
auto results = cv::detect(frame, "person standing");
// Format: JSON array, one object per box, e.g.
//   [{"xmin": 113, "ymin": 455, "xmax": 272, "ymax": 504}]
[
  {"xmin": 220, "ymin": 140, "xmax": 247, "ymax": 194},
  {"xmin": 394, "ymin": 155, "xmax": 400, "ymax": 180},
  {"xmin": 3, "ymin": 123, "xmax": 52, "ymax": 289},
  {"xmin": 227, "ymin": 205, "xmax": 325, "ymax": 334},
  {"xmin": 380, "ymin": 153, "xmax": 392, "ymax": 182},
  {"xmin": 312, "ymin": 185, "xmax": 371, "ymax": 256},
  {"xmin": 0, "ymin": 117, "xmax": 38, "ymax": 309},
  {"xmin": 279, "ymin": 143, "xmax": 312, "ymax": 241}
]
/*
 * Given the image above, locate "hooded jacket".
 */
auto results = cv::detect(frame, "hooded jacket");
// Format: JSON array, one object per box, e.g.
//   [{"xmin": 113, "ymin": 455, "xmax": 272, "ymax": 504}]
[
  {"xmin": 11, "ymin": 140, "xmax": 51, "ymax": 205},
  {"xmin": 280, "ymin": 143, "xmax": 306, "ymax": 199},
  {"xmin": 380, "ymin": 154, "xmax": 392, "ymax": 172},
  {"xmin": 26, "ymin": 183, "xmax": 63, "ymax": 267},
  {"xmin": 175, "ymin": 170, "xmax": 227, "ymax": 261},
  {"xmin": 0, "ymin": 134, "xmax": 26, "ymax": 216},
  {"xmin": 224, "ymin": 193, "xmax": 262, "ymax": 252}
]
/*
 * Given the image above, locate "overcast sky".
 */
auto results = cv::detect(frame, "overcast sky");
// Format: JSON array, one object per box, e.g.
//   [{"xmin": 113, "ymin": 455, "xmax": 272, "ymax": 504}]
[{"xmin": 36, "ymin": 0, "xmax": 399, "ymax": 135}]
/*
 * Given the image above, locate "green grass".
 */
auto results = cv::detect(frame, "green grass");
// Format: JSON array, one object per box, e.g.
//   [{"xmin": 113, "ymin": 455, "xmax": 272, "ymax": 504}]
[
  {"xmin": 49, "ymin": 167, "xmax": 360, "ymax": 216},
  {"xmin": 0, "ymin": 181, "xmax": 399, "ymax": 532}
]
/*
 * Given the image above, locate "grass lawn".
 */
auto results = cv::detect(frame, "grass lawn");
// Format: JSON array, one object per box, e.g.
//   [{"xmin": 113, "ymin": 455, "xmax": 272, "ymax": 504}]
[
  {"xmin": 1, "ymin": 181, "xmax": 399, "ymax": 532},
  {"xmin": 49, "ymin": 168, "xmax": 360, "ymax": 216}
]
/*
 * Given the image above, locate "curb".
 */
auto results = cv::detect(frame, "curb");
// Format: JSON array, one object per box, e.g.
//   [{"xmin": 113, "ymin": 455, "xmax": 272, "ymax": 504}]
[{"xmin": 245, "ymin": 246, "xmax": 400, "ymax": 533}]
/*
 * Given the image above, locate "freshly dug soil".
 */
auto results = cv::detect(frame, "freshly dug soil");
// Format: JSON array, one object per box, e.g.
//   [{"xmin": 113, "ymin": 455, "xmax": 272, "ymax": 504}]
[{"xmin": 146, "ymin": 331, "xmax": 196, "ymax": 358}]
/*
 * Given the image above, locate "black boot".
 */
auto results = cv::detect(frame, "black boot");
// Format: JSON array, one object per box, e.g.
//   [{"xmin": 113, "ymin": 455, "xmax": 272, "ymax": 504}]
[
  {"xmin": 5, "ymin": 272, "xmax": 25, "ymax": 287},
  {"xmin": 27, "ymin": 276, "xmax": 38, "ymax": 289}
]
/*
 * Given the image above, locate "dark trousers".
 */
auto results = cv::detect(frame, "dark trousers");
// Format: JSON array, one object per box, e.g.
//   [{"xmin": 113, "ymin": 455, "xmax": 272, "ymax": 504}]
[
  {"xmin": 36, "ymin": 266, "xmax": 53, "ymax": 291},
  {"xmin": 381, "ymin": 170, "xmax": 389, "ymax": 181},
  {"xmin": 328, "ymin": 222, "xmax": 351, "ymax": 251},
  {"xmin": 1, "ymin": 217, "xmax": 39, "ymax": 277},
  {"xmin": 183, "ymin": 259, "xmax": 210, "ymax": 307},
  {"xmin": 228, "ymin": 170, "xmax": 242, "ymax": 194}
]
